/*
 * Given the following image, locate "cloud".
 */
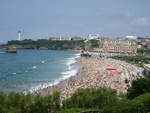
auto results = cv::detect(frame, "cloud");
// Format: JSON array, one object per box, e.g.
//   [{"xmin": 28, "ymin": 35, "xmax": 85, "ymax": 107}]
[{"xmin": 131, "ymin": 17, "xmax": 150, "ymax": 25}]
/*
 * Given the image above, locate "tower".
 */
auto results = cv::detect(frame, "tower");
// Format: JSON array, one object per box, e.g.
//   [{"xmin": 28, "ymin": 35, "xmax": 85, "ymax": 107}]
[{"xmin": 18, "ymin": 30, "xmax": 21, "ymax": 41}]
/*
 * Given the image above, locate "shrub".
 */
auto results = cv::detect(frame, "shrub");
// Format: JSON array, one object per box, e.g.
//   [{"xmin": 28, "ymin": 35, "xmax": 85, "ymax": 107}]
[
  {"xmin": 62, "ymin": 87, "xmax": 118, "ymax": 109},
  {"xmin": 127, "ymin": 78, "xmax": 150, "ymax": 99},
  {"xmin": 54, "ymin": 108, "xmax": 93, "ymax": 113},
  {"xmin": 100, "ymin": 93, "xmax": 150, "ymax": 113},
  {"xmin": 0, "ymin": 91, "xmax": 60, "ymax": 113}
]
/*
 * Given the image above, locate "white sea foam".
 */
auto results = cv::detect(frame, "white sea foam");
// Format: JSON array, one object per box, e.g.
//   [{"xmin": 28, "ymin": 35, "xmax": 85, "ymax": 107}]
[
  {"xmin": 65, "ymin": 58, "xmax": 76, "ymax": 70},
  {"xmin": 65, "ymin": 53, "xmax": 80, "ymax": 69},
  {"xmin": 41, "ymin": 60, "xmax": 45, "ymax": 64},
  {"xmin": 26, "ymin": 52, "xmax": 80, "ymax": 94},
  {"xmin": 12, "ymin": 73, "xmax": 17, "ymax": 75},
  {"xmin": 59, "ymin": 52, "xmax": 80, "ymax": 82},
  {"xmin": 66, "ymin": 58, "xmax": 76, "ymax": 66},
  {"xmin": 32, "ymin": 66, "xmax": 37, "ymax": 69},
  {"xmin": 61, "ymin": 69, "xmax": 78, "ymax": 79}
]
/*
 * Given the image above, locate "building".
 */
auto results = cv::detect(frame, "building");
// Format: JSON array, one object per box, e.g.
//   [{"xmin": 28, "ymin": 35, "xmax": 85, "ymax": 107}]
[
  {"xmin": 137, "ymin": 37, "xmax": 150, "ymax": 49},
  {"xmin": 125, "ymin": 35, "xmax": 137, "ymax": 40},
  {"xmin": 49, "ymin": 37, "xmax": 60, "ymax": 40},
  {"xmin": 71, "ymin": 36, "xmax": 82, "ymax": 40},
  {"xmin": 100, "ymin": 39, "xmax": 137, "ymax": 53},
  {"xmin": 87, "ymin": 34, "xmax": 100, "ymax": 40},
  {"xmin": 137, "ymin": 37, "xmax": 150, "ymax": 43},
  {"xmin": 60, "ymin": 36, "xmax": 71, "ymax": 40},
  {"xmin": 49, "ymin": 36, "xmax": 71, "ymax": 40},
  {"xmin": 99, "ymin": 37, "xmax": 110, "ymax": 48}
]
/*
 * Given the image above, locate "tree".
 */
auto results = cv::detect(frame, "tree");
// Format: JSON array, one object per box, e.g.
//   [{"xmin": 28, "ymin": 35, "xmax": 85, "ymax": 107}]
[
  {"xmin": 127, "ymin": 78, "xmax": 150, "ymax": 99},
  {"xmin": 6, "ymin": 40, "xmax": 85, "ymax": 50},
  {"xmin": 89, "ymin": 39, "xmax": 99, "ymax": 48}
]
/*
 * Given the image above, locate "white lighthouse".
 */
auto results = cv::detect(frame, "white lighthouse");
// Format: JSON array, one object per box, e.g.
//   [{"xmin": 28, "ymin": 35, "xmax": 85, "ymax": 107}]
[{"xmin": 18, "ymin": 30, "xmax": 21, "ymax": 41}]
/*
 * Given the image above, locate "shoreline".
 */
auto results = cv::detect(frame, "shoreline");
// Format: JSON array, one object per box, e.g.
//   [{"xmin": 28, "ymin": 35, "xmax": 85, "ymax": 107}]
[
  {"xmin": 30, "ymin": 56, "xmax": 144, "ymax": 100},
  {"xmin": 24, "ymin": 52, "xmax": 81, "ymax": 95}
]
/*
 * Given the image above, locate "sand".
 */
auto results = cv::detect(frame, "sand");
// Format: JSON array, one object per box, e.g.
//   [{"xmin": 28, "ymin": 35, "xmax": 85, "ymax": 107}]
[{"xmin": 33, "ymin": 56, "xmax": 144, "ymax": 100}]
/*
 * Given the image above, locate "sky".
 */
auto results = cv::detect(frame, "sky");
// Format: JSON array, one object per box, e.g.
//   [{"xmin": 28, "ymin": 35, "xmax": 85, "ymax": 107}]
[{"xmin": 0, "ymin": 0, "xmax": 150, "ymax": 43}]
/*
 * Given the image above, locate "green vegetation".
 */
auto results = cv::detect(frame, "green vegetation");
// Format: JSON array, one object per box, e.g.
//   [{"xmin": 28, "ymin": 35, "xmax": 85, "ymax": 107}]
[
  {"xmin": 7, "ymin": 39, "xmax": 85, "ymax": 50},
  {"xmin": 84, "ymin": 39, "xmax": 99, "ymax": 50},
  {"xmin": 88, "ymin": 39, "xmax": 99, "ymax": 48},
  {"xmin": 62, "ymin": 88, "xmax": 118, "ymax": 109},
  {"xmin": 7, "ymin": 39, "xmax": 100, "ymax": 51},
  {"xmin": 0, "ymin": 78, "xmax": 150, "ymax": 113},
  {"xmin": 55, "ymin": 108, "xmax": 94, "ymax": 113},
  {"xmin": 100, "ymin": 78, "xmax": 150, "ymax": 113},
  {"xmin": 127, "ymin": 78, "xmax": 150, "ymax": 99},
  {"xmin": 137, "ymin": 48, "xmax": 150, "ymax": 55},
  {"xmin": 112, "ymin": 55, "xmax": 150, "ymax": 67},
  {"xmin": 0, "ymin": 90, "xmax": 60, "ymax": 113},
  {"xmin": 100, "ymin": 93, "xmax": 150, "ymax": 113}
]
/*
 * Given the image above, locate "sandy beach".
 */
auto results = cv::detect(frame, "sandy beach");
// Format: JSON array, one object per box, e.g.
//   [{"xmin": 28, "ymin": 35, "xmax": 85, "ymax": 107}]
[{"xmin": 32, "ymin": 56, "xmax": 144, "ymax": 100}]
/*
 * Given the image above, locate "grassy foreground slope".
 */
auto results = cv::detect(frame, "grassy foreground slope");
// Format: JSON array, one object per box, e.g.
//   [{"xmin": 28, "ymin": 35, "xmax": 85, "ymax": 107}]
[{"xmin": 0, "ymin": 78, "xmax": 150, "ymax": 113}]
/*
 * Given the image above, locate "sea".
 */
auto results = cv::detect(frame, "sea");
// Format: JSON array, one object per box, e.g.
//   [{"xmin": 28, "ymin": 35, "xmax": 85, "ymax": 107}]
[{"xmin": 0, "ymin": 48, "xmax": 80, "ymax": 93}]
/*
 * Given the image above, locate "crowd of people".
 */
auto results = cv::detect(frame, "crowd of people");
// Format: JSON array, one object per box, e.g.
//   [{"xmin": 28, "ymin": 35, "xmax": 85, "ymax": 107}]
[
  {"xmin": 27, "ymin": 56, "xmax": 144, "ymax": 100},
  {"xmin": 58, "ymin": 57, "xmax": 143, "ymax": 99}
]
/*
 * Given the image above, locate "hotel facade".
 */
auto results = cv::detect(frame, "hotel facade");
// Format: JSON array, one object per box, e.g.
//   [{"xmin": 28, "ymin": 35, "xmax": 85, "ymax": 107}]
[{"xmin": 100, "ymin": 39, "xmax": 138, "ymax": 53}]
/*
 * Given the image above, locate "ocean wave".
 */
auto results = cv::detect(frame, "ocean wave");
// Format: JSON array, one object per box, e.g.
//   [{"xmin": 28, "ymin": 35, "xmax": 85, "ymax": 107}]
[
  {"xmin": 65, "ymin": 53, "xmax": 80, "ymax": 69},
  {"xmin": 41, "ymin": 60, "xmax": 46, "ymax": 64},
  {"xmin": 26, "ymin": 69, "xmax": 78, "ymax": 94},
  {"xmin": 12, "ymin": 73, "xmax": 17, "ymax": 75},
  {"xmin": 32, "ymin": 66, "xmax": 37, "ymax": 69},
  {"xmin": 26, "ymin": 79, "xmax": 59, "ymax": 94},
  {"xmin": 61, "ymin": 69, "xmax": 78, "ymax": 79},
  {"xmin": 66, "ymin": 58, "xmax": 76, "ymax": 69},
  {"xmin": 25, "ymin": 52, "xmax": 80, "ymax": 94},
  {"xmin": 74, "ymin": 53, "xmax": 80, "ymax": 58}
]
